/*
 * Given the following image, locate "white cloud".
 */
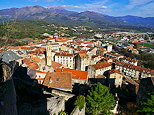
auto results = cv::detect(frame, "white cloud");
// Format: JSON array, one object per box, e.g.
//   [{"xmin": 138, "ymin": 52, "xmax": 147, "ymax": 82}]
[
  {"xmin": 63, "ymin": 5, "xmax": 108, "ymax": 10},
  {"xmin": 132, "ymin": 2, "xmax": 154, "ymax": 17},
  {"xmin": 127, "ymin": 0, "xmax": 152, "ymax": 9}
]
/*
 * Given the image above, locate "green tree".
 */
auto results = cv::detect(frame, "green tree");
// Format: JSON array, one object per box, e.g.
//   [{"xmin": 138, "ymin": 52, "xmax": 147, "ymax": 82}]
[
  {"xmin": 74, "ymin": 95, "xmax": 85, "ymax": 111},
  {"xmin": 59, "ymin": 111, "xmax": 67, "ymax": 115},
  {"xmin": 137, "ymin": 92, "xmax": 154, "ymax": 114},
  {"xmin": 86, "ymin": 83, "xmax": 115, "ymax": 115}
]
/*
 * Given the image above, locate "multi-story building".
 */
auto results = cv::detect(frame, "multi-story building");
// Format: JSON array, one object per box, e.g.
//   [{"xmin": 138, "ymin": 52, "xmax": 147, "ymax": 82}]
[
  {"xmin": 115, "ymin": 61, "xmax": 154, "ymax": 80},
  {"xmin": 54, "ymin": 52, "xmax": 75, "ymax": 69},
  {"xmin": 88, "ymin": 62, "xmax": 112, "ymax": 78}
]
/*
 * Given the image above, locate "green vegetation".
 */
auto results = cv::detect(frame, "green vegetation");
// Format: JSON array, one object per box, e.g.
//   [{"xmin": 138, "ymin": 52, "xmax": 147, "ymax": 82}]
[
  {"xmin": 0, "ymin": 20, "xmax": 60, "ymax": 39},
  {"xmin": 86, "ymin": 83, "xmax": 115, "ymax": 115},
  {"xmin": 113, "ymin": 44, "xmax": 154, "ymax": 69},
  {"xmin": 59, "ymin": 111, "xmax": 67, "ymax": 115},
  {"xmin": 74, "ymin": 95, "xmax": 85, "ymax": 111},
  {"xmin": 137, "ymin": 92, "xmax": 154, "ymax": 114},
  {"xmin": 134, "ymin": 42, "xmax": 154, "ymax": 48}
]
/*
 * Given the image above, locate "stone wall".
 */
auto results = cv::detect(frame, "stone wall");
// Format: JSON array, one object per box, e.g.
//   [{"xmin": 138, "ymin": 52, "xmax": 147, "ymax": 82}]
[
  {"xmin": 0, "ymin": 62, "xmax": 17, "ymax": 115},
  {"xmin": 70, "ymin": 104, "xmax": 85, "ymax": 115}
]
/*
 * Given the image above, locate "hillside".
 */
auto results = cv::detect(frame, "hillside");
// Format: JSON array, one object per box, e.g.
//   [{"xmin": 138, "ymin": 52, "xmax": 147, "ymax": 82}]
[
  {"xmin": 0, "ymin": 20, "xmax": 59, "ymax": 40},
  {"xmin": 0, "ymin": 20, "xmax": 154, "ymax": 43}
]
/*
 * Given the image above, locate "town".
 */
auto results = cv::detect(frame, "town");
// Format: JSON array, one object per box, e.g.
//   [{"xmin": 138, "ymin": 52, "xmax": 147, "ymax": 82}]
[{"xmin": 0, "ymin": 28, "xmax": 154, "ymax": 114}]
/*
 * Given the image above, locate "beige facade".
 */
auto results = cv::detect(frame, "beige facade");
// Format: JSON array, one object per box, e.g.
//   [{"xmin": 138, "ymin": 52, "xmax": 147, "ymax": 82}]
[
  {"xmin": 88, "ymin": 62, "xmax": 112, "ymax": 78},
  {"xmin": 46, "ymin": 41, "xmax": 52, "ymax": 66},
  {"xmin": 109, "ymin": 72, "xmax": 123, "ymax": 88},
  {"xmin": 54, "ymin": 53, "xmax": 75, "ymax": 69}
]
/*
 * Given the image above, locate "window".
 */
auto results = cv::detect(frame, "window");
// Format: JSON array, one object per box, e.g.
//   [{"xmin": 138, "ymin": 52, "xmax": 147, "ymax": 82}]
[
  {"xmin": 49, "ymin": 79, "xmax": 52, "ymax": 83},
  {"xmin": 56, "ymin": 78, "xmax": 59, "ymax": 81}
]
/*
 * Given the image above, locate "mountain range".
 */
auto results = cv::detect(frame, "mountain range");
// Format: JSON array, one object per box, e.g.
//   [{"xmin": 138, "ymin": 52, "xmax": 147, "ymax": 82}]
[{"xmin": 0, "ymin": 5, "xmax": 154, "ymax": 30}]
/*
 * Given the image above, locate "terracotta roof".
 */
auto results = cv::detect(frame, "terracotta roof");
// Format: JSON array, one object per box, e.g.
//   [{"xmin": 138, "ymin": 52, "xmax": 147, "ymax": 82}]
[
  {"xmin": 23, "ymin": 58, "xmax": 39, "ymax": 70},
  {"xmin": 51, "ymin": 61, "xmax": 62, "ymax": 70},
  {"xmin": 56, "ymin": 68, "xmax": 88, "ymax": 80},
  {"xmin": 123, "ymin": 56, "xmax": 137, "ymax": 63},
  {"xmin": 31, "ymin": 57, "xmax": 41, "ymax": 63},
  {"xmin": 109, "ymin": 69, "xmax": 122, "ymax": 75},
  {"xmin": 42, "ymin": 38, "xmax": 54, "ymax": 41},
  {"xmin": 95, "ymin": 74, "xmax": 106, "ymax": 78},
  {"xmin": 92, "ymin": 62, "xmax": 112, "ymax": 70},
  {"xmin": 79, "ymin": 53, "xmax": 89, "ymax": 59},
  {"xmin": 115, "ymin": 60, "xmax": 154, "ymax": 74},
  {"xmin": 55, "ymin": 52, "xmax": 74, "ymax": 57},
  {"xmin": 125, "ymin": 78, "xmax": 139, "ymax": 87},
  {"xmin": 43, "ymin": 72, "xmax": 72, "ymax": 90}
]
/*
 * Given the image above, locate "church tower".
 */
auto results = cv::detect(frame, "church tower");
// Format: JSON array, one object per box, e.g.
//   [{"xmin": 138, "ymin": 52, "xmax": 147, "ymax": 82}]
[{"xmin": 46, "ymin": 41, "xmax": 52, "ymax": 66}]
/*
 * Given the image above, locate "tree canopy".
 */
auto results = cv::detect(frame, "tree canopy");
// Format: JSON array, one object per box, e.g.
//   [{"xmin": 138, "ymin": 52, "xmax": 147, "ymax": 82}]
[
  {"xmin": 86, "ymin": 82, "xmax": 115, "ymax": 115},
  {"xmin": 137, "ymin": 92, "xmax": 154, "ymax": 114},
  {"xmin": 74, "ymin": 95, "xmax": 85, "ymax": 111}
]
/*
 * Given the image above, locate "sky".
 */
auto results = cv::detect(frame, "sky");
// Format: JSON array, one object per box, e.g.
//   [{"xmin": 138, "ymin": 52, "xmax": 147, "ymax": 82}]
[{"xmin": 0, "ymin": 0, "xmax": 154, "ymax": 17}]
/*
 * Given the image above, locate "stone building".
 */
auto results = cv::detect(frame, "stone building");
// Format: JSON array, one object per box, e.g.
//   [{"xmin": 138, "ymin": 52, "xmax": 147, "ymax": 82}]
[
  {"xmin": 56, "ymin": 68, "xmax": 88, "ymax": 84},
  {"xmin": 46, "ymin": 41, "xmax": 52, "ymax": 66},
  {"xmin": 88, "ymin": 62, "xmax": 112, "ymax": 78},
  {"xmin": 43, "ymin": 72, "xmax": 72, "ymax": 91},
  {"xmin": 54, "ymin": 52, "xmax": 75, "ymax": 69},
  {"xmin": 108, "ymin": 69, "xmax": 123, "ymax": 88},
  {"xmin": 115, "ymin": 61, "xmax": 154, "ymax": 80}
]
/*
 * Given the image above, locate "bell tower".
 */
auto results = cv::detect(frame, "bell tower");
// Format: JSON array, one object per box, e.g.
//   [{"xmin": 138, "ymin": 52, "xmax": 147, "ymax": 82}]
[{"xmin": 46, "ymin": 41, "xmax": 52, "ymax": 66}]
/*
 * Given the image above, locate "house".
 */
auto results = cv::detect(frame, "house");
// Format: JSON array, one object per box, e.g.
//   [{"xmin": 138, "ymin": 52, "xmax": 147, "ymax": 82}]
[
  {"xmin": 115, "ymin": 61, "xmax": 154, "ymax": 80},
  {"xmin": 43, "ymin": 72, "xmax": 72, "ymax": 91},
  {"xmin": 108, "ymin": 69, "xmax": 123, "ymax": 88},
  {"xmin": 56, "ymin": 68, "xmax": 88, "ymax": 84},
  {"xmin": 54, "ymin": 52, "xmax": 75, "ymax": 69},
  {"xmin": 88, "ymin": 62, "xmax": 112, "ymax": 78},
  {"xmin": 75, "ymin": 54, "xmax": 90, "ymax": 71}
]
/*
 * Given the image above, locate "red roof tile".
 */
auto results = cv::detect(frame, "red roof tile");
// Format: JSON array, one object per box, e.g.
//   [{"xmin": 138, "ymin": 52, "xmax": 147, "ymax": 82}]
[
  {"xmin": 56, "ymin": 68, "xmax": 88, "ymax": 80},
  {"xmin": 109, "ymin": 69, "xmax": 122, "ymax": 75},
  {"xmin": 43, "ymin": 72, "xmax": 72, "ymax": 90},
  {"xmin": 92, "ymin": 62, "xmax": 112, "ymax": 70}
]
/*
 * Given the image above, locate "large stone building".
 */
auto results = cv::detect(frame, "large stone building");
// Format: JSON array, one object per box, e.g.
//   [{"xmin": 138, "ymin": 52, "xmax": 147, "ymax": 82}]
[
  {"xmin": 54, "ymin": 52, "xmax": 75, "ymax": 69},
  {"xmin": 115, "ymin": 61, "xmax": 154, "ymax": 80},
  {"xmin": 88, "ymin": 62, "xmax": 112, "ymax": 78}
]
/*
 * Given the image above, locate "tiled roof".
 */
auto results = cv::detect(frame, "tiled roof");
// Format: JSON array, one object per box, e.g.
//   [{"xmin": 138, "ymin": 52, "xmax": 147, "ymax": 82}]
[
  {"xmin": 123, "ymin": 56, "xmax": 137, "ymax": 63},
  {"xmin": 23, "ymin": 58, "xmax": 39, "ymax": 70},
  {"xmin": 43, "ymin": 72, "xmax": 72, "ymax": 90},
  {"xmin": 92, "ymin": 62, "xmax": 112, "ymax": 70},
  {"xmin": 51, "ymin": 61, "xmax": 62, "ymax": 70},
  {"xmin": 95, "ymin": 74, "xmax": 106, "ymax": 78},
  {"xmin": 42, "ymin": 38, "xmax": 54, "ymax": 41},
  {"xmin": 56, "ymin": 68, "xmax": 88, "ymax": 80},
  {"xmin": 115, "ymin": 61, "xmax": 154, "ymax": 74},
  {"xmin": 55, "ymin": 52, "xmax": 74, "ymax": 57},
  {"xmin": 125, "ymin": 78, "xmax": 139, "ymax": 87},
  {"xmin": 109, "ymin": 69, "xmax": 122, "ymax": 75},
  {"xmin": 31, "ymin": 57, "xmax": 41, "ymax": 63}
]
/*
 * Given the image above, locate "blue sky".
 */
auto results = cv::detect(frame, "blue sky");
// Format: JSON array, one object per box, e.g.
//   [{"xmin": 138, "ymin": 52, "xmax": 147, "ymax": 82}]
[{"xmin": 0, "ymin": 0, "xmax": 154, "ymax": 17}]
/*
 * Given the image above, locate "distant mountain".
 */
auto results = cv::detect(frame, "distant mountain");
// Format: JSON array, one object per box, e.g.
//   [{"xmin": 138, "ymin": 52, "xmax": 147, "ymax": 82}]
[
  {"xmin": 116, "ymin": 15, "xmax": 154, "ymax": 28},
  {"xmin": 46, "ymin": 6, "xmax": 78, "ymax": 15},
  {"xmin": 0, "ymin": 5, "xmax": 154, "ymax": 31}
]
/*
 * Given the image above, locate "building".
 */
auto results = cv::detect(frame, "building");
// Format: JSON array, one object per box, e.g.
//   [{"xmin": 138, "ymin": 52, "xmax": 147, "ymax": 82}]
[
  {"xmin": 115, "ymin": 61, "xmax": 154, "ymax": 80},
  {"xmin": 54, "ymin": 52, "xmax": 75, "ymax": 69},
  {"xmin": 108, "ymin": 69, "xmax": 123, "ymax": 88},
  {"xmin": 43, "ymin": 72, "xmax": 72, "ymax": 91},
  {"xmin": 56, "ymin": 68, "xmax": 88, "ymax": 84},
  {"xmin": 88, "ymin": 62, "xmax": 112, "ymax": 78},
  {"xmin": 46, "ymin": 41, "xmax": 52, "ymax": 66}
]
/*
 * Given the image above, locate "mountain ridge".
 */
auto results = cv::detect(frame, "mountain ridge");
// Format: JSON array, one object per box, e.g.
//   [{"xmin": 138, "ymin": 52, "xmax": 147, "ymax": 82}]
[{"xmin": 0, "ymin": 5, "xmax": 154, "ymax": 29}]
